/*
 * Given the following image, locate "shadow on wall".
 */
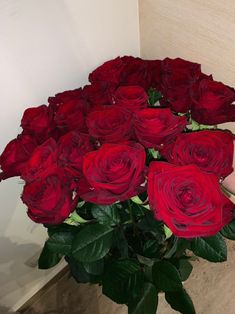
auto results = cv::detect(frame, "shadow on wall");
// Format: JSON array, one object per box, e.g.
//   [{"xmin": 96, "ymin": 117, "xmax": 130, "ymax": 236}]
[{"xmin": 0, "ymin": 237, "xmax": 41, "ymax": 298}]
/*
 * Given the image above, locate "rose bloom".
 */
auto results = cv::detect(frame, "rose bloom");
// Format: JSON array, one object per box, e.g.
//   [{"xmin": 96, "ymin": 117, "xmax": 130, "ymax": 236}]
[
  {"xmin": 112, "ymin": 86, "xmax": 148, "ymax": 113},
  {"xmin": 86, "ymin": 106, "xmax": 133, "ymax": 144},
  {"xmin": 58, "ymin": 131, "xmax": 94, "ymax": 178},
  {"xmin": 148, "ymin": 162, "xmax": 234, "ymax": 238},
  {"xmin": 160, "ymin": 57, "xmax": 203, "ymax": 113},
  {"xmin": 21, "ymin": 138, "xmax": 58, "ymax": 183},
  {"xmin": 80, "ymin": 142, "xmax": 146, "ymax": 204},
  {"xmin": 48, "ymin": 88, "xmax": 84, "ymax": 111},
  {"xmin": 164, "ymin": 130, "xmax": 234, "ymax": 179},
  {"xmin": 22, "ymin": 169, "xmax": 75, "ymax": 224},
  {"xmin": 54, "ymin": 98, "xmax": 89, "ymax": 133},
  {"xmin": 82, "ymin": 81, "xmax": 116, "ymax": 107},
  {"xmin": 89, "ymin": 57, "xmax": 125, "ymax": 84},
  {"xmin": 21, "ymin": 105, "xmax": 54, "ymax": 143},
  {"xmin": 134, "ymin": 108, "xmax": 187, "ymax": 148},
  {"xmin": 120, "ymin": 57, "xmax": 161, "ymax": 90},
  {"xmin": 0, "ymin": 134, "xmax": 37, "ymax": 180},
  {"xmin": 192, "ymin": 79, "xmax": 235, "ymax": 125}
]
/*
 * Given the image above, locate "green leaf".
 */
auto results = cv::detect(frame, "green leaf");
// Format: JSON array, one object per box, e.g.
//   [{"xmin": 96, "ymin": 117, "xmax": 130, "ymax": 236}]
[
  {"xmin": 38, "ymin": 244, "xmax": 62, "ymax": 269},
  {"xmin": 152, "ymin": 260, "xmax": 182, "ymax": 292},
  {"xmin": 65, "ymin": 256, "xmax": 101, "ymax": 284},
  {"xmin": 148, "ymin": 87, "xmax": 162, "ymax": 106},
  {"xmin": 178, "ymin": 259, "xmax": 193, "ymax": 281},
  {"xmin": 46, "ymin": 223, "xmax": 79, "ymax": 237},
  {"xmin": 165, "ymin": 288, "xmax": 196, "ymax": 314},
  {"xmin": 72, "ymin": 224, "xmax": 113, "ymax": 262},
  {"xmin": 138, "ymin": 212, "xmax": 165, "ymax": 241},
  {"xmin": 128, "ymin": 282, "xmax": 158, "ymax": 314},
  {"xmin": 113, "ymin": 228, "xmax": 129, "ymax": 258},
  {"xmin": 191, "ymin": 234, "xmax": 227, "ymax": 262},
  {"xmin": 221, "ymin": 219, "xmax": 235, "ymax": 240},
  {"xmin": 82, "ymin": 259, "xmax": 104, "ymax": 275},
  {"xmin": 142, "ymin": 239, "xmax": 160, "ymax": 258},
  {"xmin": 47, "ymin": 231, "xmax": 74, "ymax": 255},
  {"xmin": 103, "ymin": 259, "xmax": 144, "ymax": 304},
  {"xmin": 91, "ymin": 204, "xmax": 120, "ymax": 226}
]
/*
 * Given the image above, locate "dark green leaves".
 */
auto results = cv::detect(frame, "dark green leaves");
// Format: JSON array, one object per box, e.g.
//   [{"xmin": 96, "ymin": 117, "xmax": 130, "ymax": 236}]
[
  {"xmin": 46, "ymin": 231, "xmax": 74, "ymax": 255},
  {"xmin": 165, "ymin": 289, "xmax": 196, "ymax": 314},
  {"xmin": 148, "ymin": 87, "xmax": 162, "ymax": 106},
  {"xmin": 72, "ymin": 224, "xmax": 113, "ymax": 262},
  {"xmin": 191, "ymin": 234, "xmax": 227, "ymax": 262},
  {"xmin": 38, "ymin": 244, "xmax": 62, "ymax": 269},
  {"xmin": 221, "ymin": 219, "xmax": 235, "ymax": 240},
  {"xmin": 91, "ymin": 204, "xmax": 120, "ymax": 226},
  {"xmin": 152, "ymin": 260, "xmax": 182, "ymax": 292},
  {"xmin": 103, "ymin": 259, "xmax": 144, "ymax": 304},
  {"xmin": 128, "ymin": 283, "xmax": 158, "ymax": 314}
]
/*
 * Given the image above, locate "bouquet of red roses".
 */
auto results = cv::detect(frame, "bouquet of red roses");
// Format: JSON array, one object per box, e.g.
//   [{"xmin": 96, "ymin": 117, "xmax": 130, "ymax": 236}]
[{"xmin": 1, "ymin": 56, "xmax": 235, "ymax": 314}]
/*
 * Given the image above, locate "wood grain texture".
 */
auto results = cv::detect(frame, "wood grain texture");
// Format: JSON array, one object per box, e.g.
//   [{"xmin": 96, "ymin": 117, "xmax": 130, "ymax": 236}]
[{"xmin": 139, "ymin": 0, "xmax": 235, "ymax": 87}]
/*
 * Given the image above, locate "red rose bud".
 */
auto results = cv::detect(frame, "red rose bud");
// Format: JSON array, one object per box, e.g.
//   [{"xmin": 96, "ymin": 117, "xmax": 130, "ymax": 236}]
[
  {"xmin": 21, "ymin": 105, "xmax": 54, "ymax": 143},
  {"xmin": 21, "ymin": 138, "xmax": 58, "ymax": 183},
  {"xmin": 80, "ymin": 142, "xmax": 146, "ymax": 204},
  {"xmin": 0, "ymin": 134, "xmax": 37, "ymax": 180},
  {"xmin": 192, "ymin": 79, "xmax": 235, "ymax": 125},
  {"xmin": 165, "ymin": 130, "xmax": 234, "ymax": 179},
  {"xmin": 134, "ymin": 108, "xmax": 187, "ymax": 148},
  {"xmin": 22, "ymin": 170, "xmax": 75, "ymax": 224},
  {"xmin": 89, "ymin": 57, "xmax": 125, "ymax": 84},
  {"xmin": 148, "ymin": 162, "xmax": 234, "ymax": 238},
  {"xmin": 86, "ymin": 106, "xmax": 133, "ymax": 144},
  {"xmin": 112, "ymin": 85, "xmax": 148, "ymax": 112}
]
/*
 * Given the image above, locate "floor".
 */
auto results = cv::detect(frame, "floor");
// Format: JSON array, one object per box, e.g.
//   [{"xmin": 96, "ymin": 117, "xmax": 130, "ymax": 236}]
[{"xmin": 15, "ymin": 240, "xmax": 235, "ymax": 314}]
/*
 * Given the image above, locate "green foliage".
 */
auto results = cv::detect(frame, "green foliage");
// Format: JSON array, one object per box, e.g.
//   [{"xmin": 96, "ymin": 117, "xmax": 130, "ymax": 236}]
[
  {"xmin": 102, "ymin": 259, "xmax": 144, "ymax": 304},
  {"xmin": 91, "ymin": 204, "xmax": 120, "ymax": 226},
  {"xmin": 152, "ymin": 260, "xmax": 182, "ymax": 292},
  {"xmin": 165, "ymin": 288, "xmax": 196, "ymax": 314},
  {"xmin": 38, "ymin": 244, "xmax": 63, "ymax": 269},
  {"xmin": 221, "ymin": 219, "xmax": 235, "ymax": 240},
  {"xmin": 190, "ymin": 234, "xmax": 227, "ymax": 262},
  {"xmin": 148, "ymin": 87, "xmax": 163, "ymax": 106},
  {"xmin": 72, "ymin": 224, "xmax": 113, "ymax": 262},
  {"xmin": 128, "ymin": 283, "xmax": 158, "ymax": 314}
]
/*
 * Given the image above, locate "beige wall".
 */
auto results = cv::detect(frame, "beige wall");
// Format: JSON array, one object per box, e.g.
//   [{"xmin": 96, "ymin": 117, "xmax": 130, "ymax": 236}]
[
  {"xmin": 0, "ymin": 0, "xmax": 139, "ymax": 311},
  {"xmin": 139, "ymin": 0, "xmax": 235, "ymax": 87}
]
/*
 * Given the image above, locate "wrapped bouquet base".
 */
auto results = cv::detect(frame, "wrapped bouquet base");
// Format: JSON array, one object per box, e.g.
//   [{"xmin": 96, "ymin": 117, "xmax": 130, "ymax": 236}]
[{"xmin": 1, "ymin": 56, "xmax": 235, "ymax": 314}]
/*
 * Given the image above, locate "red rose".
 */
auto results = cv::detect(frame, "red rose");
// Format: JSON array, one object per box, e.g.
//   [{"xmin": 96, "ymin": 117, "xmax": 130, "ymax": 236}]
[
  {"xmin": 82, "ymin": 81, "xmax": 116, "ymax": 107},
  {"xmin": 120, "ymin": 57, "xmax": 161, "ymax": 90},
  {"xmin": 48, "ymin": 88, "xmax": 84, "ymax": 111},
  {"xmin": 148, "ymin": 162, "xmax": 234, "ymax": 238},
  {"xmin": 134, "ymin": 108, "xmax": 187, "ymax": 148},
  {"xmin": 22, "ymin": 169, "xmax": 75, "ymax": 224},
  {"xmin": 165, "ymin": 130, "xmax": 234, "ymax": 179},
  {"xmin": 0, "ymin": 134, "xmax": 37, "ymax": 180},
  {"xmin": 54, "ymin": 98, "xmax": 89, "ymax": 133},
  {"xmin": 86, "ymin": 106, "xmax": 133, "ymax": 144},
  {"xmin": 192, "ymin": 79, "xmax": 235, "ymax": 125},
  {"xmin": 80, "ymin": 142, "xmax": 146, "ymax": 204},
  {"xmin": 89, "ymin": 57, "xmax": 125, "ymax": 84},
  {"xmin": 21, "ymin": 105, "xmax": 54, "ymax": 142},
  {"xmin": 21, "ymin": 138, "xmax": 58, "ymax": 183},
  {"xmin": 160, "ymin": 58, "xmax": 202, "ymax": 113},
  {"xmin": 112, "ymin": 86, "xmax": 148, "ymax": 112},
  {"xmin": 58, "ymin": 131, "xmax": 94, "ymax": 178}
]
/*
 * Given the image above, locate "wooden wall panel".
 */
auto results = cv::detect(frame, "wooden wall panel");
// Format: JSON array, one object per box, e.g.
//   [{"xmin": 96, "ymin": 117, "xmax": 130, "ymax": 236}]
[{"xmin": 139, "ymin": 0, "xmax": 235, "ymax": 87}]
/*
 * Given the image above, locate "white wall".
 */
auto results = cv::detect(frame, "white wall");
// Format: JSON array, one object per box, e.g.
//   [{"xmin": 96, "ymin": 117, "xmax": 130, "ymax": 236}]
[{"xmin": 0, "ymin": 0, "xmax": 140, "ymax": 310}]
